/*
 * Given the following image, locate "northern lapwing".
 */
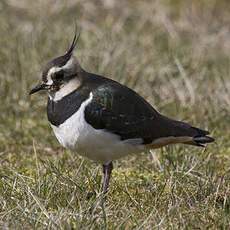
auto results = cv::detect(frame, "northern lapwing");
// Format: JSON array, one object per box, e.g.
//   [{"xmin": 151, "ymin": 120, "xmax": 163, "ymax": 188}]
[{"xmin": 30, "ymin": 32, "xmax": 214, "ymax": 194}]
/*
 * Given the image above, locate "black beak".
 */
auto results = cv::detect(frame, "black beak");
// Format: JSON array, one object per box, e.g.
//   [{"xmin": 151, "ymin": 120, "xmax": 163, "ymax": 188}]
[{"xmin": 29, "ymin": 83, "xmax": 47, "ymax": 95}]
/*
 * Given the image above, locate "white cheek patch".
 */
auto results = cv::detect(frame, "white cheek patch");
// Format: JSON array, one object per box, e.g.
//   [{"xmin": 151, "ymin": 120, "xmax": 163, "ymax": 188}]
[
  {"xmin": 52, "ymin": 78, "xmax": 81, "ymax": 101},
  {"xmin": 46, "ymin": 67, "xmax": 60, "ymax": 85}
]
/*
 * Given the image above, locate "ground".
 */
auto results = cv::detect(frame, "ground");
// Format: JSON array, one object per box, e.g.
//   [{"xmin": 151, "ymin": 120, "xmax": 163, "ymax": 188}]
[{"xmin": 0, "ymin": 0, "xmax": 230, "ymax": 229}]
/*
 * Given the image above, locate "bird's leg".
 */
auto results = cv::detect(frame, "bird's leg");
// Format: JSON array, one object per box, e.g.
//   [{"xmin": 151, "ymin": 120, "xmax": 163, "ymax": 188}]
[{"xmin": 102, "ymin": 162, "xmax": 113, "ymax": 194}]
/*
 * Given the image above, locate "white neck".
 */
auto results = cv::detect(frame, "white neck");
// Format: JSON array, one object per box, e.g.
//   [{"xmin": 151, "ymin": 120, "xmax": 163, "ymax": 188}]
[{"xmin": 49, "ymin": 78, "xmax": 81, "ymax": 101}]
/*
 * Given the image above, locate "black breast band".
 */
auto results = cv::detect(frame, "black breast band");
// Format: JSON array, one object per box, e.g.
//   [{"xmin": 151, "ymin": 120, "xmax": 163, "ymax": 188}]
[{"xmin": 47, "ymin": 90, "xmax": 89, "ymax": 126}]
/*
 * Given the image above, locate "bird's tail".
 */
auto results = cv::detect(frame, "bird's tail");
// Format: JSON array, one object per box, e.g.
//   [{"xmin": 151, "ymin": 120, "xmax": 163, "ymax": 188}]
[
  {"xmin": 149, "ymin": 115, "xmax": 215, "ymax": 148},
  {"xmin": 186, "ymin": 127, "xmax": 215, "ymax": 147},
  {"xmin": 192, "ymin": 135, "xmax": 215, "ymax": 146}
]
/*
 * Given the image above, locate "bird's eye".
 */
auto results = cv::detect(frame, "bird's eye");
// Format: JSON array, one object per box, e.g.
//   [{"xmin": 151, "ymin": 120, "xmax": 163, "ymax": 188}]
[{"xmin": 53, "ymin": 70, "xmax": 64, "ymax": 81}]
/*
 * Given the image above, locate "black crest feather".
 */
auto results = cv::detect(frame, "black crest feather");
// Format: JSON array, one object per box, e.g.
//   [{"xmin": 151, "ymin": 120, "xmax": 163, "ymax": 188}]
[
  {"xmin": 66, "ymin": 28, "xmax": 80, "ymax": 56},
  {"xmin": 41, "ymin": 27, "xmax": 81, "ymax": 82}
]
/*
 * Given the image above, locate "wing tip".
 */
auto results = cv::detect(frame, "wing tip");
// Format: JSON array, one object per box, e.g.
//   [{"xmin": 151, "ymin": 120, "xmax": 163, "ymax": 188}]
[{"xmin": 193, "ymin": 135, "xmax": 215, "ymax": 146}]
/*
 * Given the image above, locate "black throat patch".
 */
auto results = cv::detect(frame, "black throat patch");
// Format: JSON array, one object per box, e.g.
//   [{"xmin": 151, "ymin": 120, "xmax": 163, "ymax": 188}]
[{"xmin": 47, "ymin": 89, "xmax": 90, "ymax": 126}]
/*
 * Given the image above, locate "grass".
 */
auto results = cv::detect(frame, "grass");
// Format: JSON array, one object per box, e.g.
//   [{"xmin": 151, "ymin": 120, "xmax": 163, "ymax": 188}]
[{"xmin": 0, "ymin": 0, "xmax": 230, "ymax": 229}]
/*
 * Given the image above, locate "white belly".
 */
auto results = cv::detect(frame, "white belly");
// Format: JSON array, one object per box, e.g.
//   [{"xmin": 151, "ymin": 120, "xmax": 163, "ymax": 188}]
[{"xmin": 50, "ymin": 93, "xmax": 145, "ymax": 163}]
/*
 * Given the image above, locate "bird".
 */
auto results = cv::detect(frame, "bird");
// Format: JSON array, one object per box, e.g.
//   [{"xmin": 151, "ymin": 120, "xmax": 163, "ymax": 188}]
[{"xmin": 29, "ymin": 32, "xmax": 214, "ymax": 194}]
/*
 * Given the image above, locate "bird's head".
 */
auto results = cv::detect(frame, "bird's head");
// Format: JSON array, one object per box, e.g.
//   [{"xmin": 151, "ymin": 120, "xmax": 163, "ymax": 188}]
[{"xmin": 29, "ymin": 32, "xmax": 82, "ymax": 100}]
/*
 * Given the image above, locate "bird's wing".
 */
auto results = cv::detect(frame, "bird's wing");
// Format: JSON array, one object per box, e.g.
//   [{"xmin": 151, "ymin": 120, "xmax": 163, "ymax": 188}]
[
  {"xmin": 84, "ymin": 82, "xmax": 165, "ymax": 144},
  {"xmin": 84, "ymin": 81, "xmax": 211, "ymax": 146}
]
